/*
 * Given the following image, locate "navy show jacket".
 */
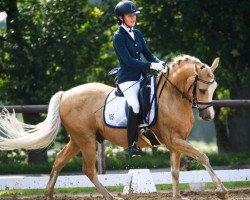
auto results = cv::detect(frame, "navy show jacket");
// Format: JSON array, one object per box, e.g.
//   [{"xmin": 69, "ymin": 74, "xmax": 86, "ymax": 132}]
[{"xmin": 113, "ymin": 26, "xmax": 159, "ymax": 84}]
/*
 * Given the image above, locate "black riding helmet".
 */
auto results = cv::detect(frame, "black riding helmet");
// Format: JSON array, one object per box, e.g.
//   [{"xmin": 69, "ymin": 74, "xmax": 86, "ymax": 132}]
[{"xmin": 115, "ymin": 1, "xmax": 140, "ymax": 17}]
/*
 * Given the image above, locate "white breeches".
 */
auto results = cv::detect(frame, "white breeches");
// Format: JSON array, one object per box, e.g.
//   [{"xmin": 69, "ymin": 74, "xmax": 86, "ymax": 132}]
[{"xmin": 118, "ymin": 79, "xmax": 141, "ymax": 114}]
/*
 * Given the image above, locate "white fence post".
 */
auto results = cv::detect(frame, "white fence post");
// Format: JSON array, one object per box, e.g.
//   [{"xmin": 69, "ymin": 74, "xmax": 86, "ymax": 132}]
[{"xmin": 123, "ymin": 169, "xmax": 157, "ymax": 194}]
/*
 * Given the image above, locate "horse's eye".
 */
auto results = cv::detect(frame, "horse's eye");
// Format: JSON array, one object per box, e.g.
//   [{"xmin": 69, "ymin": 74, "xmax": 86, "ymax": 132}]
[{"xmin": 199, "ymin": 89, "xmax": 206, "ymax": 94}]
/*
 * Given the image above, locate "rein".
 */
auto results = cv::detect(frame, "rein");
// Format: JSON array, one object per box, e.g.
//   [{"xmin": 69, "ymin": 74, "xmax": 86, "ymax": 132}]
[{"xmin": 157, "ymin": 66, "xmax": 215, "ymax": 111}]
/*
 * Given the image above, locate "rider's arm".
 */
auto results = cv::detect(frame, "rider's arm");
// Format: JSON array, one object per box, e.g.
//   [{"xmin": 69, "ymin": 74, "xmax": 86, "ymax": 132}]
[
  {"xmin": 113, "ymin": 33, "xmax": 151, "ymax": 71},
  {"xmin": 135, "ymin": 30, "xmax": 159, "ymax": 63}
]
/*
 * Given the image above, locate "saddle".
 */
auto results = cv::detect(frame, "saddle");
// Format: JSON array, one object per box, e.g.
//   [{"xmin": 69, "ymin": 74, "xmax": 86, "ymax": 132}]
[
  {"xmin": 103, "ymin": 76, "xmax": 160, "ymax": 146},
  {"xmin": 114, "ymin": 76, "xmax": 152, "ymax": 123}
]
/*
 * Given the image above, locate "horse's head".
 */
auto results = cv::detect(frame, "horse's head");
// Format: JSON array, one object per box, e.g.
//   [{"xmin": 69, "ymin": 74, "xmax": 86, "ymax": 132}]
[
  {"xmin": 192, "ymin": 58, "xmax": 219, "ymax": 121},
  {"xmin": 161, "ymin": 55, "xmax": 219, "ymax": 121}
]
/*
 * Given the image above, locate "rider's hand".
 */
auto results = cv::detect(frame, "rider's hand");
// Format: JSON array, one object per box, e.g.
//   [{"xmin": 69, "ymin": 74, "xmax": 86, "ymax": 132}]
[
  {"xmin": 150, "ymin": 62, "xmax": 165, "ymax": 71},
  {"xmin": 159, "ymin": 60, "xmax": 166, "ymax": 66}
]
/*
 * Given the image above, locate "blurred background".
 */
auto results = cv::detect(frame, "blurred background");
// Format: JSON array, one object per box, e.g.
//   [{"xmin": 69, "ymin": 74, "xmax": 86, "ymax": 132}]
[{"xmin": 0, "ymin": 0, "xmax": 249, "ymax": 174}]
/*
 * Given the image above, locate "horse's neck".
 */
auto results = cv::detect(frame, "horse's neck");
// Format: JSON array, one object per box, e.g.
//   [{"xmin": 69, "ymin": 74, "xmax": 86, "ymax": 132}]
[
  {"xmin": 156, "ymin": 64, "xmax": 194, "ymax": 116},
  {"xmin": 158, "ymin": 64, "xmax": 194, "ymax": 94},
  {"xmin": 171, "ymin": 63, "xmax": 195, "ymax": 88}
]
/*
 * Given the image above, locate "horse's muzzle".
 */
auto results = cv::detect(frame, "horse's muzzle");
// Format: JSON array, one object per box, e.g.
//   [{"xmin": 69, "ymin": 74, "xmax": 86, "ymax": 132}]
[{"xmin": 198, "ymin": 109, "xmax": 213, "ymax": 121}]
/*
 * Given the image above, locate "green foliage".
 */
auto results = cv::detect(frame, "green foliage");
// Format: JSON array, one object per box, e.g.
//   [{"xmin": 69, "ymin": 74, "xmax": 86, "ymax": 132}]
[
  {"xmin": 209, "ymin": 151, "xmax": 250, "ymax": 166},
  {"xmin": 0, "ymin": 151, "xmax": 250, "ymax": 174},
  {"xmin": 0, "ymin": 0, "xmax": 117, "ymax": 160},
  {"xmin": 136, "ymin": 0, "xmax": 250, "ymax": 89},
  {"xmin": 0, "ymin": 158, "xmax": 82, "ymax": 174},
  {"xmin": 180, "ymin": 155, "xmax": 203, "ymax": 171},
  {"xmin": 216, "ymin": 88, "xmax": 231, "ymax": 122},
  {"xmin": 0, "ymin": 0, "xmax": 116, "ymax": 105},
  {"xmin": 0, "ymin": 150, "xmax": 26, "ymax": 163},
  {"xmin": 106, "ymin": 153, "xmax": 170, "ymax": 170},
  {"xmin": 180, "ymin": 151, "xmax": 250, "ymax": 172}
]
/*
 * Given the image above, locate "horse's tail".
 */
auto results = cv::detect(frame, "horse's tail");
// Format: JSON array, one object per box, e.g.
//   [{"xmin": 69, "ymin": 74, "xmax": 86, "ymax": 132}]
[{"xmin": 0, "ymin": 91, "xmax": 64, "ymax": 150}]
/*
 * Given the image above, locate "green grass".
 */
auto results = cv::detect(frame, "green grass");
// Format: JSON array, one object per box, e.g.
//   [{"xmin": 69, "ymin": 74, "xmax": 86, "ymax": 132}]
[
  {"xmin": 206, "ymin": 181, "xmax": 250, "ymax": 189},
  {"xmin": 0, "ymin": 186, "xmax": 122, "ymax": 196},
  {"xmin": 0, "ymin": 181, "xmax": 249, "ymax": 197}
]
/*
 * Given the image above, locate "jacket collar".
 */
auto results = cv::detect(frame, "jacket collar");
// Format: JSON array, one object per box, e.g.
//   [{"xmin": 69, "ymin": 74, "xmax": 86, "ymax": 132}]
[
  {"xmin": 121, "ymin": 24, "xmax": 134, "ymax": 33},
  {"xmin": 118, "ymin": 26, "xmax": 136, "ymax": 42}
]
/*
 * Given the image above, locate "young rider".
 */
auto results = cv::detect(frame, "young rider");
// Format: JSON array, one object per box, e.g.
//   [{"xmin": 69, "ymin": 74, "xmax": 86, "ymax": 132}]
[{"xmin": 113, "ymin": 1, "xmax": 165, "ymax": 157}]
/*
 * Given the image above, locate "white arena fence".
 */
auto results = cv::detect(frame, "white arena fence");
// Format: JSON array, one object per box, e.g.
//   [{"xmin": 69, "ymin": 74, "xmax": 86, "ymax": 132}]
[{"xmin": 0, "ymin": 169, "xmax": 249, "ymax": 190}]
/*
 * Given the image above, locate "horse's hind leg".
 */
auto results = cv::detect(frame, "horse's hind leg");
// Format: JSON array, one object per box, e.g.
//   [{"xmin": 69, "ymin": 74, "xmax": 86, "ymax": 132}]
[
  {"xmin": 170, "ymin": 137, "xmax": 228, "ymax": 199},
  {"xmin": 80, "ymin": 136, "xmax": 123, "ymax": 200},
  {"xmin": 45, "ymin": 139, "xmax": 80, "ymax": 200}
]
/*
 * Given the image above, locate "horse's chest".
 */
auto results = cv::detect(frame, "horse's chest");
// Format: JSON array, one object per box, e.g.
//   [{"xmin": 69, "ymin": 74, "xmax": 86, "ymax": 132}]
[{"xmin": 179, "ymin": 117, "xmax": 195, "ymax": 138}]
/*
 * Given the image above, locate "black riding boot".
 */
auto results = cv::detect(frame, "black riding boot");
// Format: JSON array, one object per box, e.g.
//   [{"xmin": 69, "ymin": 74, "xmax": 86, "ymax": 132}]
[{"xmin": 127, "ymin": 106, "xmax": 142, "ymax": 157}]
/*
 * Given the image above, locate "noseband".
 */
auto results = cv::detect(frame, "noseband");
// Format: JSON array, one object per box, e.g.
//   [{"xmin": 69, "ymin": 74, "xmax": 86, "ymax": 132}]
[
  {"xmin": 189, "ymin": 74, "xmax": 215, "ymax": 111},
  {"xmin": 157, "ymin": 66, "xmax": 215, "ymax": 111}
]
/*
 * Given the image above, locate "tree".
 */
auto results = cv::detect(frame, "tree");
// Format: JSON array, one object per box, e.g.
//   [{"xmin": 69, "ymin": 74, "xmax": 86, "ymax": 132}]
[{"xmin": 0, "ymin": 0, "xmax": 116, "ymax": 162}]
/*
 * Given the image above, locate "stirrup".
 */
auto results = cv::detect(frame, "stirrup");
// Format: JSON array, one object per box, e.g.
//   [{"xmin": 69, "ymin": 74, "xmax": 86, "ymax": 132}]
[
  {"xmin": 128, "ymin": 144, "xmax": 142, "ymax": 157},
  {"xmin": 139, "ymin": 127, "xmax": 161, "ymax": 146}
]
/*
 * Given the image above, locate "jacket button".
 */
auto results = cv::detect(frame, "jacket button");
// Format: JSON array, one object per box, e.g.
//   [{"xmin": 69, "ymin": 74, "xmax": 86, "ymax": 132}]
[
  {"xmin": 135, "ymin": 44, "xmax": 137, "ymax": 46},
  {"xmin": 136, "ymin": 52, "xmax": 139, "ymax": 54}
]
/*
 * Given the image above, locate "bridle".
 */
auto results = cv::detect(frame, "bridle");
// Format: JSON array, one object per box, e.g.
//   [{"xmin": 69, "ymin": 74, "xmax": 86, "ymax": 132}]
[{"xmin": 157, "ymin": 65, "xmax": 215, "ymax": 111}]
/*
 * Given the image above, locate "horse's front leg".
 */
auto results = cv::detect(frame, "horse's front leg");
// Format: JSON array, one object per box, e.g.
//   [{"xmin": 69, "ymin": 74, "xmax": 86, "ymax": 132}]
[
  {"xmin": 170, "ymin": 151, "xmax": 189, "ymax": 200},
  {"xmin": 170, "ymin": 137, "xmax": 228, "ymax": 200}
]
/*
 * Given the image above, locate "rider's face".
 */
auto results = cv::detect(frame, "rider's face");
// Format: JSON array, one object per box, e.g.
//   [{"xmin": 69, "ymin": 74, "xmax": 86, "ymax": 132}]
[{"xmin": 120, "ymin": 14, "xmax": 137, "ymax": 27}]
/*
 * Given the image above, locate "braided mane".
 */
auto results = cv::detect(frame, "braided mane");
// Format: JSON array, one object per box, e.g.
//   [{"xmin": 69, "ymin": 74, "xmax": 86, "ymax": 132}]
[{"xmin": 169, "ymin": 55, "xmax": 202, "ymax": 69}]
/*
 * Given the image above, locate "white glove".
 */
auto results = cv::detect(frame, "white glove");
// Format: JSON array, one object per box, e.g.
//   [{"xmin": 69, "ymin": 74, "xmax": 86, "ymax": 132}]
[
  {"xmin": 150, "ymin": 62, "xmax": 165, "ymax": 71},
  {"xmin": 159, "ymin": 60, "xmax": 166, "ymax": 65}
]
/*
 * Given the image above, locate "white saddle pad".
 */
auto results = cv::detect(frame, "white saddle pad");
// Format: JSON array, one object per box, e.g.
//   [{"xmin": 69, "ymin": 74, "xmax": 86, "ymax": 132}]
[{"xmin": 103, "ymin": 76, "xmax": 157, "ymax": 128}]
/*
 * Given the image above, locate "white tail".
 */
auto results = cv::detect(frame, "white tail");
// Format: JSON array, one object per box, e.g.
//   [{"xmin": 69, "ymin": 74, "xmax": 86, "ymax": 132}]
[{"xmin": 0, "ymin": 91, "xmax": 64, "ymax": 150}]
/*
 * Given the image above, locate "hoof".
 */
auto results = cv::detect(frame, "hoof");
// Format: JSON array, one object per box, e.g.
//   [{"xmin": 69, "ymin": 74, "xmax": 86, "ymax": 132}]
[
  {"xmin": 105, "ymin": 196, "xmax": 124, "ymax": 200},
  {"xmin": 106, "ymin": 197, "xmax": 123, "ymax": 200},
  {"xmin": 172, "ymin": 196, "xmax": 189, "ymax": 200},
  {"xmin": 215, "ymin": 187, "xmax": 229, "ymax": 199},
  {"xmin": 45, "ymin": 194, "xmax": 53, "ymax": 200}
]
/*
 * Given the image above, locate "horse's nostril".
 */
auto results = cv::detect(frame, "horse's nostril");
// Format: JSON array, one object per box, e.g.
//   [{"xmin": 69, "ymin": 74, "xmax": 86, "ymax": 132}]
[
  {"xmin": 203, "ymin": 115, "xmax": 211, "ymax": 121},
  {"xmin": 199, "ymin": 111, "xmax": 212, "ymax": 121}
]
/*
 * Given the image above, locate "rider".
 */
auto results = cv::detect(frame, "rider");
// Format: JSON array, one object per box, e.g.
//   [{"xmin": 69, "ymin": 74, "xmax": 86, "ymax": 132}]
[{"xmin": 113, "ymin": 0, "xmax": 165, "ymax": 157}]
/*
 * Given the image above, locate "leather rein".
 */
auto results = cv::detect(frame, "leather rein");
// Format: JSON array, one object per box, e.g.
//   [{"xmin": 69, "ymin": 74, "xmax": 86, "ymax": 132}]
[{"xmin": 157, "ymin": 65, "xmax": 215, "ymax": 111}]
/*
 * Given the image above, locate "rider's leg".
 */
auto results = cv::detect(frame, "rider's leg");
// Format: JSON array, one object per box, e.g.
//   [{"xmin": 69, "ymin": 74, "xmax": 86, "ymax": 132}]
[
  {"xmin": 127, "ymin": 106, "xmax": 142, "ymax": 156},
  {"xmin": 119, "ymin": 80, "xmax": 142, "ymax": 157}
]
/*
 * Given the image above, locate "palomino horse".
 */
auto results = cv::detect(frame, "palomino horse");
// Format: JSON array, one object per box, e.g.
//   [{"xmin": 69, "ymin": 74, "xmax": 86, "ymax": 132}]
[{"xmin": 0, "ymin": 55, "xmax": 228, "ymax": 200}]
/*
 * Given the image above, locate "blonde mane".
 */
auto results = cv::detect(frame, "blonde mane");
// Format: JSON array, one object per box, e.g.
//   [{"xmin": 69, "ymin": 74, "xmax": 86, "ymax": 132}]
[
  {"xmin": 162, "ymin": 55, "xmax": 202, "ymax": 74},
  {"xmin": 162, "ymin": 55, "xmax": 203, "ymax": 73}
]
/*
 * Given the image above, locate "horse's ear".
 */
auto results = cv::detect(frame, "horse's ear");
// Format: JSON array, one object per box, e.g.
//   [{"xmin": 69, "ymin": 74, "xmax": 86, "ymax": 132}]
[{"xmin": 211, "ymin": 57, "xmax": 220, "ymax": 72}]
